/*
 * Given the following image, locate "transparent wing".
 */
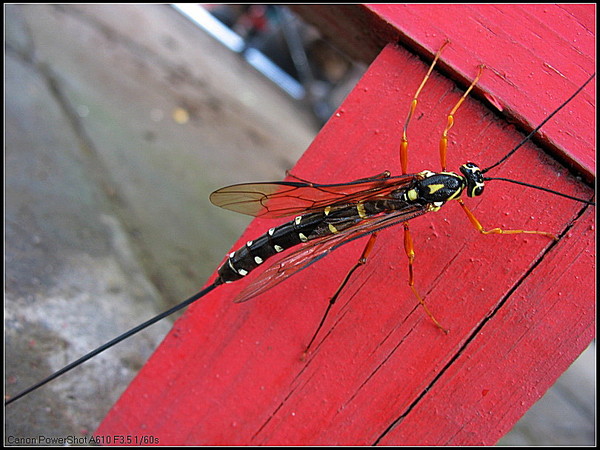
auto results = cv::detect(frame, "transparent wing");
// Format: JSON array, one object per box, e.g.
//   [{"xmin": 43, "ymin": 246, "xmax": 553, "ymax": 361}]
[{"xmin": 210, "ymin": 174, "xmax": 416, "ymax": 218}]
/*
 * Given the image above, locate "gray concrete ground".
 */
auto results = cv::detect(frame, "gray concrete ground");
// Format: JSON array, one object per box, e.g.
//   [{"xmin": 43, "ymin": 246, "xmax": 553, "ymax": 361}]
[{"xmin": 4, "ymin": 4, "xmax": 595, "ymax": 446}]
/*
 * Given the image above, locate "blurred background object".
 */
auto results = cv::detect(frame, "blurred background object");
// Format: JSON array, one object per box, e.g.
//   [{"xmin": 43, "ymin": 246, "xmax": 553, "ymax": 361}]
[{"xmin": 175, "ymin": 4, "xmax": 366, "ymax": 123}]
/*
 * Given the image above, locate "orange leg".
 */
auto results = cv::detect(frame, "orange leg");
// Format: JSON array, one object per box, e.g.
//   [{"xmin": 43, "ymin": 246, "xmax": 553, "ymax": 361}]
[
  {"xmin": 303, "ymin": 232, "xmax": 379, "ymax": 357},
  {"xmin": 398, "ymin": 41, "xmax": 458, "ymax": 333},
  {"xmin": 458, "ymin": 199, "xmax": 557, "ymax": 240},
  {"xmin": 439, "ymin": 65, "xmax": 484, "ymax": 171},
  {"xmin": 403, "ymin": 223, "xmax": 449, "ymax": 333},
  {"xmin": 400, "ymin": 40, "xmax": 450, "ymax": 175}
]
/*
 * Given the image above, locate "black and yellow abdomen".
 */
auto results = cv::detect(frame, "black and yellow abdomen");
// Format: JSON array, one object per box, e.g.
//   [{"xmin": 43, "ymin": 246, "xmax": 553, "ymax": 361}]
[{"xmin": 217, "ymin": 202, "xmax": 388, "ymax": 284}]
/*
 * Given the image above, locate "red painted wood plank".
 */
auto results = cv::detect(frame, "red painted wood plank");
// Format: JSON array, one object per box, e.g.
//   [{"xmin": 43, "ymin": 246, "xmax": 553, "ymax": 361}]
[
  {"xmin": 96, "ymin": 40, "xmax": 594, "ymax": 445},
  {"xmin": 377, "ymin": 208, "xmax": 595, "ymax": 445},
  {"xmin": 293, "ymin": 4, "xmax": 596, "ymax": 180}
]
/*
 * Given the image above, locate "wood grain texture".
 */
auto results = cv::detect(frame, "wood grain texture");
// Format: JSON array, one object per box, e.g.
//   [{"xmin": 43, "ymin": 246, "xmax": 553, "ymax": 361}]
[
  {"xmin": 293, "ymin": 4, "xmax": 596, "ymax": 180},
  {"xmin": 377, "ymin": 208, "xmax": 595, "ymax": 445},
  {"xmin": 96, "ymin": 33, "xmax": 594, "ymax": 445}
]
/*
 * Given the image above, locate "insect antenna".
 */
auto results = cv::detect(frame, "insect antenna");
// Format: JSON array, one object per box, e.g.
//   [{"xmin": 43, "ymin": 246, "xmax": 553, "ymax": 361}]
[
  {"xmin": 483, "ymin": 176, "xmax": 595, "ymax": 205},
  {"xmin": 5, "ymin": 282, "xmax": 219, "ymax": 406},
  {"xmin": 482, "ymin": 73, "xmax": 595, "ymax": 174},
  {"xmin": 478, "ymin": 73, "xmax": 595, "ymax": 205}
]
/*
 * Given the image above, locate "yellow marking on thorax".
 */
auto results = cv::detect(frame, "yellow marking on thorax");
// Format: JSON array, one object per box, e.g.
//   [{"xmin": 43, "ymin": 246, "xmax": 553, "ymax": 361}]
[
  {"xmin": 446, "ymin": 188, "xmax": 463, "ymax": 201},
  {"xmin": 427, "ymin": 184, "xmax": 445, "ymax": 194},
  {"xmin": 407, "ymin": 188, "xmax": 419, "ymax": 201}
]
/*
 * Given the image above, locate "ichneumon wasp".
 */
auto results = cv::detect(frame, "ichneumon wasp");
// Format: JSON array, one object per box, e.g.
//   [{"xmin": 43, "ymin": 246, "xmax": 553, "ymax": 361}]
[{"xmin": 5, "ymin": 42, "xmax": 595, "ymax": 406}]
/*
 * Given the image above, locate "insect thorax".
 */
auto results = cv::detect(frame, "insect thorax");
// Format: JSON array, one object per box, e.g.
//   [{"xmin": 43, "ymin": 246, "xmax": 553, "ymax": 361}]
[{"xmin": 404, "ymin": 163, "xmax": 484, "ymax": 210}]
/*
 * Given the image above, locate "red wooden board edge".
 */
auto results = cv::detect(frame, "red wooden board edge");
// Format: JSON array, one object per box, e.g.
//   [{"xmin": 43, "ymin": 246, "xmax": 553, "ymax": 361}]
[{"xmin": 292, "ymin": 4, "xmax": 596, "ymax": 181}]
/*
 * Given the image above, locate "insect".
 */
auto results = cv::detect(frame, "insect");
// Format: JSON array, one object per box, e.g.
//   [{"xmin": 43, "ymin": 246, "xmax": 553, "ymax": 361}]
[
  {"xmin": 5, "ymin": 42, "xmax": 594, "ymax": 406},
  {"xmin": 207, "ymin": 43, "xmax": 594, "ymax": 351}
]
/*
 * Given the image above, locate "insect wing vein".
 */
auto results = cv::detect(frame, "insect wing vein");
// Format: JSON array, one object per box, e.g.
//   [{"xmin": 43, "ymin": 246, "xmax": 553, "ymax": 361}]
[{"xmin": 210, "ymin": 174, "xmax": 415, "ymax": 218}]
